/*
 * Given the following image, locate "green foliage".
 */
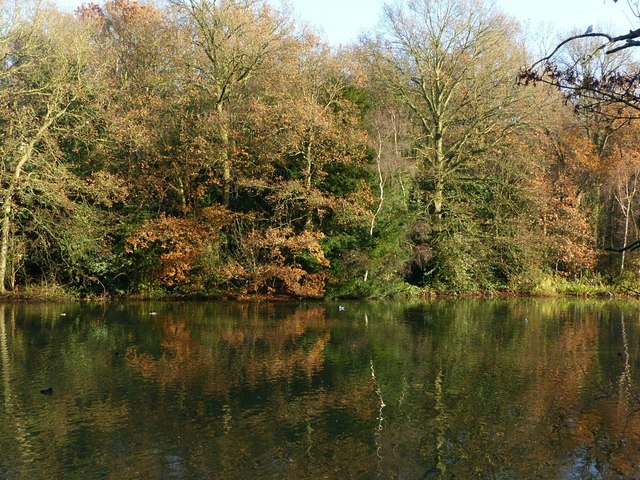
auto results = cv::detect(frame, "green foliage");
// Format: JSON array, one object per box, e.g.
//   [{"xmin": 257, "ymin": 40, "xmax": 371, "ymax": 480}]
[
  {"xmin": 1, "ymin": 0, "xmax": 637, "ymax": 299},
  {"xmin": 320, "ymin": 162, "xmax": 369, "ymax": 196},
  {"xmin": 329, "ymin": 277, "xmax": 422, "ymax": 299},
  {"xmin": 341, "ymin": 83, "xmax": 373, "ymax": 118},
  {"xmin": 612, "ymin": 269, "xmax": 640, "ymax": 296},
  {"xmin": 530, "ymin": 274, "xmax": 611, "ymax": 297},
  {"xmin": 327, "ymin": 184, "xmax": 418, "ymax": 298}
]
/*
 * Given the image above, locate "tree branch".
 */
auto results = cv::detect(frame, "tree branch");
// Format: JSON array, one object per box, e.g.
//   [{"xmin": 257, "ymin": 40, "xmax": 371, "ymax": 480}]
[{"xmin": 606, "ymin": 240, "xmax": 640, "ymax": 252}]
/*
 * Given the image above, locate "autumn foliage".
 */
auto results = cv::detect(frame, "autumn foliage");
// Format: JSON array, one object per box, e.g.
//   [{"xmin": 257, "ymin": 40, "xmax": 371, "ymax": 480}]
[
  {"xmin": 3, "ymin": 0, "xmax": 640, "ymax": 297},
  {"xmin": 126, "ymin": 206, "xmax": 232, "ymax": 289}
]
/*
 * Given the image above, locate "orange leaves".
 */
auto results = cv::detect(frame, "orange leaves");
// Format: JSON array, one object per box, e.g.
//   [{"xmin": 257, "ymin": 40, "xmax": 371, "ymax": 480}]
[
  {"xmin": 244, "ymin": 227, "xmax": 329, "ymax": 268},
  {"xmin": 535, "ymin": 129, "xmax": 599, "ymax": 274},
  {"xmin": 127, "ymin": 216, "xmax": 204, "ymax": 285},
  {"xmin": 125, "ymin": 211, "xmax": 330, "ymax": 298},
  {"xmin": 106, "ymin": 0, "xmax": 151, "ymax": 19},
  {"xmin": 239, "ymin": 265, "xmax": 328, "ymax": 299},
  {"xmin": 234, "ymin": 227, "xmax": 330, "ymax": 298},
  {"xmin": 542, "ymin": 182, "xmax": 597, "ymax": 273},
  {"xmin": 126, "ymin": 206, "xmax": 233, "ymax": 287},
  {"xmin": 77, "ymin": 0, "xmax": 161, "ymax": 36},
  {"xmin": 85, "ymin": 171, "xmax": 129, "ymax": 207},
  {"xmin": 200, "ymin": 205, "xmax": 235, "ymax": 227},
  {"xmin": 561, "ymin": 128, "xmax": 600, "ymax": 175},
  {"xmin": 602, "ymin": 121, "xmax": 640, "ymax": 194}
]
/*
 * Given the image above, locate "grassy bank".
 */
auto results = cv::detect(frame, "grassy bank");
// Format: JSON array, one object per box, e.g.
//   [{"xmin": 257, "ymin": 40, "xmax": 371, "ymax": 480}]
[{"xmin": 3, "ymin": 273, "xmax": 640, "ymax": 302}]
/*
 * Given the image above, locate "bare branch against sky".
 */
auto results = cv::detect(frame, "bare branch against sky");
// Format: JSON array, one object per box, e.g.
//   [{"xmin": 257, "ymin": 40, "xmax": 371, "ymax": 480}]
[{"xmin": 51, "ymin": 0, "xmax": 633, "ymax": 45}]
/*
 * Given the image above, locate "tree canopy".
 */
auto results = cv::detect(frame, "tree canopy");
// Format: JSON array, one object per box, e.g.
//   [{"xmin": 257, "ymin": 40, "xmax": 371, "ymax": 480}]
[{"xmin": 2, "ymin": 0, "xmax": 640, "ymax": 298}]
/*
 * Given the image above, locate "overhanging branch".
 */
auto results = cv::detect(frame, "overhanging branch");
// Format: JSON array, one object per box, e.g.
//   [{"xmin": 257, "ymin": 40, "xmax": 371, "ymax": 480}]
[{"xmin": 606, "ymin": 240, "xmax": 640, "ymax": 252}]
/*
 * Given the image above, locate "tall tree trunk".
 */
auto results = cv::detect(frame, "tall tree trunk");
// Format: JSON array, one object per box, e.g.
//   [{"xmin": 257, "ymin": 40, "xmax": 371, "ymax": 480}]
[
  {"xmin": 391, "ymin": 112, "xmax": 408, "ymax": 210},
  {"xmin": 0, "ymin": 112, "xmax": 58, "ymax": 292},
  {"xmin": 217, "ymin": 102, "xmax": 232, "ymax": 208},
  {"xmin": 621, "ymin": 197, "xmax": 631, "ymax": 274},
  {"xmin": 432, "ymin": 118, "xmax": 445, "ymax": 220},
  {"xmin": 615, "ymin": 176, "xmax": 638, "ymax": 275},
  {"xmin": 365, "ymin": 132, "xmax": 385, "ymax": 283},
  {"xmin": 304, "ymin": 140, "xmax": 314, "ymax": 230},
  {"xmin": 0, "ymin": 141, "xmax": 35, "ymax": 293},
  {"xmin": 0, "ymin": 205, "xmax": 11, "ymax": 294},
  {"xmin": 222, "ymin": 147, "xmax": 231, "ymax": 207},
  {"xmin": 433, "ymin": 176, "xmax": 444, "ymax": 219}
]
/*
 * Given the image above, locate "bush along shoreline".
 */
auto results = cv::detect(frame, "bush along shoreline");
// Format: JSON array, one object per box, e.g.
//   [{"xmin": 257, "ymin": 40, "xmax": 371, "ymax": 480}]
[{"xmin": 2, "ymin": 0, "xmax": 640, "ymax": 298}]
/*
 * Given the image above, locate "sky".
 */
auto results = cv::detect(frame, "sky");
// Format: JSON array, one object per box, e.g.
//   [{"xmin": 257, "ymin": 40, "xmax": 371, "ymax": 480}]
[{"xmin": 51, "ymin": 0, "xmax": 637, "ymax": 46}]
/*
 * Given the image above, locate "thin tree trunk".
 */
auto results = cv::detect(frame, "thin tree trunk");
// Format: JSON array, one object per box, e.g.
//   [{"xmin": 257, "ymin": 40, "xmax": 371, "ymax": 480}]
[
  {"xmin": 391, "ymin": 111, "xmax": 408, "ymax": 209},
  {"xmin": 433, "ymin": 178, "xmax": 444, "ymax": 218},
  {"xmin": 621, "ymin": 198, "xmax": 631, "ymax": 274},
  {"xmin": 0, "ymin": 208, "xmax": 11, "ymax": 294},
  {"xmin": 0, "ymin": 107, "xmax": 65, "ymax": 291},
  {"xmin": 364, "ymin": 132, "xmax": 385, "ymax": 282},
  {"xmin": 432, "ymin": 118, "xmax": 445, "ymax": 220},
  {"xmin": 221, "ymin": 126, "xmax": 231, "ymax": 208},
  {"xmin": 0, "ymin": 142, "xmax": 35, "ymax": 293},
  {"xmin": 370, "ymin": 133, "xmax": 385, "ymax": 237},
  {"xmin": 177, "ymin": 178, "xmax": 188, "ymax": 213},
  {"xmin": 217, "ymin": 100, "xmax": 232, "ymax": 208},
  {"xmin": 304, "ymin": 140, "xmax": 314, "ymax": 230},
  {"xmin": 615, "ymin": 176, "xmax": 638, "ymax": 275}
]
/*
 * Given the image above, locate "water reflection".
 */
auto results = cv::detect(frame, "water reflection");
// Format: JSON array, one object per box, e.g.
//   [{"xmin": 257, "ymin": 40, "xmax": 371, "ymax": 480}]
[{"xmin": 0, "ymin": 300, "xmax": 639, "ymax": 478}]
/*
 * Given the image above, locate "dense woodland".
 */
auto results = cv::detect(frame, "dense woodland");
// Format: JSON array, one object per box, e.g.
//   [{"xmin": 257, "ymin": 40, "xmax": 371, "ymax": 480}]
[{"xmin": 2, "ymin": 0, "xmax": 640, "ymax": 299}]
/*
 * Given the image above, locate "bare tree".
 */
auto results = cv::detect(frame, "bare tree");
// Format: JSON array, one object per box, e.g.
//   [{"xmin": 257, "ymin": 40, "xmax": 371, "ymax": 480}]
[
  {"xmin": 373, "ymin": 0, "xmax": 530, "ymax": 219},
  {"xmin": 0, "ymin": 6, "xmax": 99, "ymax": 292},
  {"xmin": 168, "ymin": 0, "xmax": 291, "ymax": 207},
  {"xmin": 523, "ymin": 1, "xmax": 640, "ymax": 114}
]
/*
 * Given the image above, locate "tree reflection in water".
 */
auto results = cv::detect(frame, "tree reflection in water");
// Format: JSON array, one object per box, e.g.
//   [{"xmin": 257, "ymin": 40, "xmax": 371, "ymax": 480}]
[{"xmin": 0, "ymin": 300, "xmax": 639, "ymax": 478}]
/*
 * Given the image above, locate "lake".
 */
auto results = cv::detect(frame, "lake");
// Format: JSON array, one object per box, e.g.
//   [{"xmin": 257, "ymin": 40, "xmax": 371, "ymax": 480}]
[{"xmin": 0, "ymin": 299, "xmax": 639, "ymax": 479}]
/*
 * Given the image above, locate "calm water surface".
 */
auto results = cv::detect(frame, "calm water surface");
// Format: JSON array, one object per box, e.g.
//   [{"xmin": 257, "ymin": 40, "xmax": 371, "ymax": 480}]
[{"xmin": 1, "ymin": 300, "xmax": 640, "ymax": 479}]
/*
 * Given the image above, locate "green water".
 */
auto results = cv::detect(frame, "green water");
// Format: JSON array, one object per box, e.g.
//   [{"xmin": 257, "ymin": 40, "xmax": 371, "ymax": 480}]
[{"xmin": 1, "ymin": 300, "xmax": 639, "ymax": 479}]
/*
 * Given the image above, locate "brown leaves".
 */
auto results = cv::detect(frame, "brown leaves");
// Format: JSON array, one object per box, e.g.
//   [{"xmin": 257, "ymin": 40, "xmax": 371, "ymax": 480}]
[
  {"xmin": 233, "ymin": 227, "xmax": 330, "ymax": 298},
  {"xmin": 541, "ymin": 184, "xmax": 598, "ymax": 274},
  {"xmin": 85, "ymin": 171, "xmax": 129, "ymax": 207},
  {"xmin": 245, "ymin": 227, "xmax": 329, "ymax": 267},
  {"xmin": 534, "ymin": 130, "xmax": 598, "ymax": 274},
  {"xmin": 77, "ymin": 0, "xmax": 158, "ymax": 25},
  {"xmin": 125, "ymin": 211, "xmax": 330, "ymax": 297},
  {"xmin": 126, "ymin": 206, "xmax": 233, "ymax": 287}
]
